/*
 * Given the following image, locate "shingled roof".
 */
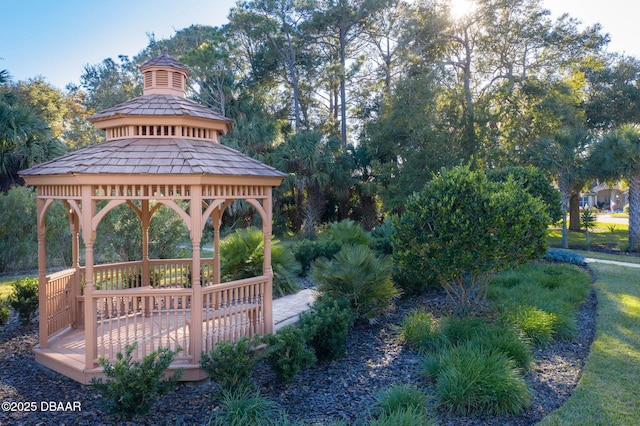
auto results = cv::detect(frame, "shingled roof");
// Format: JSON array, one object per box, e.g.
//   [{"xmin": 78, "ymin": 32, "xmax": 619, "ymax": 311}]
[
  {"xmin": 21, "ymin": 51, "xmax": 284, "ymax": 181},
  {"xmin": 87, "ymin": 94, "xmax": 231, "ymax": 122},
  {"xmin": 20, "ymin": 138, "xmax": 284, "ymax": 177}
]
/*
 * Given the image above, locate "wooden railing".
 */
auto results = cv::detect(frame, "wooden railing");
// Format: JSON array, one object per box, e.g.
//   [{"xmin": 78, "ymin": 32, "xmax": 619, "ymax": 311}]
[
  {"xmin": 45, "ymin": 268, "xmax": 76, "ymax": 336},
  {"xmin": 88, "ymin": 275, "xmax": 269, "ymax": 364},
  {"xmin": 92, "ymin": 287, "xmax": 193, "ymax": 363},
  {"xmin": 80, "ymin": 259, "xmax": 215, "ymax": 291},
  {"xmin": 201, "ymin": 275, "xmax": 267, "ymax": 353}
]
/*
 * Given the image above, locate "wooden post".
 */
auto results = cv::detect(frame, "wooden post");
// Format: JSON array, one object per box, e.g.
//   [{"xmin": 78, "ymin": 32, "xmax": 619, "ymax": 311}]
[
  {"xmin": 81, "ymin": 185, "xmax": 97, "ymax": 369},
  {"xmin": 212, "ymin": 207, "xmax": 221, "ymax": 285},
  {"xmin": 190, "ymin": 187, "xmax": 203, "ymax": 364},
  {"xmin": 37, "ymin": 197, "xmax": 48, "ymax": 348},
  {"xmin": 262, "ymin": 190, "xmax": 273, "ymax": 334},
  {"xmin": 141, "ymin": 200, "xmax": 150, "ymax": 288}
]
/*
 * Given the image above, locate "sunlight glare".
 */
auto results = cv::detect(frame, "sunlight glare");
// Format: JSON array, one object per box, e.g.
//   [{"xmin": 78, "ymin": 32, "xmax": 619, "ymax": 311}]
[{"xmin": 449, "ymin": 0, "xmax": 476, "ymax": 20}]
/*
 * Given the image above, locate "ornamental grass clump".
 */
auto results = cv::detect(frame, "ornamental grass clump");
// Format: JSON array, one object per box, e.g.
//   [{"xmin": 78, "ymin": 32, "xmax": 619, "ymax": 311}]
[
  {"xmin": 374, "ymin": 384, "xmax": 429, "ymax": 417},
  {"xmin": 430, "ymin": 342, "xmax": 531, "ymax": 416},
  {"xmin": 208, "ymin": 388, "xmax": 276, "ymax": 426},
  {"xmin": 399, "ymin": 309, "xmax": 443, "ymax": 354},
  {"xmin": 489, "ymin": 263, "xmax": 591, "ymax": 345},
  {"xmin": 312, "ymin": 244, "xmax": 400, "ymax": 322}
]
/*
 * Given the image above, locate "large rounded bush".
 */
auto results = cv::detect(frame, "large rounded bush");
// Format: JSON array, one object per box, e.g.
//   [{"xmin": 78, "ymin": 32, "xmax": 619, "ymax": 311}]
[{"xmin": 392, "ymin": 166, "xmax": 549, "ymax": 311}]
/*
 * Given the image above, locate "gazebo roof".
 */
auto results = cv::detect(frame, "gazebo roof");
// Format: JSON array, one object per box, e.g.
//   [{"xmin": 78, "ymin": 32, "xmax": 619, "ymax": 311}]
[
  {"xmin": 87, "ymin": 94, "xmax": 231, "ymax": 123},
  {"xmin": 20, "ymin": 51, "xmax": 284, "ymax": 181},
  {"xmin": 20, "ymin": 137, "xmax": 285, "ymax": 177}
]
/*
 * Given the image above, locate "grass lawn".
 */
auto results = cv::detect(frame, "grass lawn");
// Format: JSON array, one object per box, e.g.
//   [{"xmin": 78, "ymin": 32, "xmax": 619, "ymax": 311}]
[
  {"xmin": 539, "ymin": 261, "xmax": 640, "ymax": 425},
  {"xmin": 548, "ymin": 222, "xmax": 629, "ymax": 251}
]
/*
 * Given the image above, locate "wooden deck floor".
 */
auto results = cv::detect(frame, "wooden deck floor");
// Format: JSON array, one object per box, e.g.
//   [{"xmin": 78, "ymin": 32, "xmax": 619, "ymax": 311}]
[{"xmin": 35, "ymin": 309, "xmax": 257, "ymax": 384}]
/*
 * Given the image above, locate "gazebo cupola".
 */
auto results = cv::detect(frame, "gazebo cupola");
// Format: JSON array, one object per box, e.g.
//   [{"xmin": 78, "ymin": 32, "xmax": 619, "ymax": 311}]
[
  {"xmin": 140, "ymin": 49, "xmax": 188, "ymax": 96},
  {"xmin": 19, "ymin": 51, "xmax": 285, "ymax": 384}
]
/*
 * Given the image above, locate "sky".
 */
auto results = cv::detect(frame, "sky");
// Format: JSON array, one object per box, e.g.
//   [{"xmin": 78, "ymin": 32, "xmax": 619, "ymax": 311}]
[{"xmin": 1, "ymin": 0, "xmax": 638, "ymax": 91}]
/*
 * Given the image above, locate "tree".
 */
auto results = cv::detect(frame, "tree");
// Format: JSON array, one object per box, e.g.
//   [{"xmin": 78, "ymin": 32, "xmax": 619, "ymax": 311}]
[
  {"xmin": 392, "ymin": 166, "xmax": 549, "ymax": 311},
  {"xmin": 584, "ymin": 55, "xmax": 640, "ymax": 131},
  {"xmin": 307, "ymin": 0, "xmax": 392, "ymax": 147},
  {"xmin": 589, "ymin": 125, "xmax": 640, "ymax": 251},
  {"xmin": 0, "ymin": 77, "xmax": 66, "ymax": 191},
  {"xmin": 527, "ymin": 126, "xmax": 593, "ymax": 246},
  {"xmin": 79, "ymin": 56, "xmax": 141, "ymax": 112}
]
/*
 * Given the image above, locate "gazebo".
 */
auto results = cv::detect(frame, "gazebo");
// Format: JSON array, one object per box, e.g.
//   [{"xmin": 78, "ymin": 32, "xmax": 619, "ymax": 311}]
[{"xmin": 19, "ymin": 51, "xmax": 286, "ymax": 383}]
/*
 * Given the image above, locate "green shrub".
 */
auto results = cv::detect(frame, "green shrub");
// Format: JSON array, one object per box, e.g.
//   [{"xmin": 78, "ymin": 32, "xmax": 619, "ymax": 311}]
[
  {"xmin": 208, "ymin": 388, "xmax": 275, "ymax": 426},
  {"xmin": 392, "ymin": 166, "xmax": 549, "ymax": 311},
  {"xmin": 200, "ymin": 335, "xmax": 264, "ymax": 392},
  {"xmin": 90, "ymin": 342, "xmax": 182, "ymax": 418},
  {"xmin": 299, "ymin": 297, "xmax": 354, "ymax": 362},
  {"xmin": 470, "ymin": 324, "xmax": 532, "ymax": 372},
  {"xmin": 399, "ymin": 310, "xmax": 443, "ymax": 354},
  {"xmin": 370, "ymin": 217, "xmax": 394, "ymax": 255},
  {"xmin": 432, "ymin": 342, "xmax": 530, "ymax": 416},
  {"xmin": 264, "ymin": 326, "xmax": 316, "ymax": 383},
  {"xmin": 9, "ymin": 277, "xmax": 38, "ymax": 325},
  {"xmin": 121, "ymin": 269, "xmax": 165, "ymax": 289},
  {"xmin": 545, "ymin": 248, "xmax": 586, "ymax": 265},
  {"xmin": 220, "ymin": 227, "xmax": 301, "ymax": 296},
  {"xmin": 486, "ymin": 165, "xmax": 563, "ymax": 223},
  {"xmin": 312, "ymin": 244, "xmax": 400, "ymax": 322},
  {"xmin": 292, "ymin": 238, "xmax": 342, "ymax": 275},
  {"xmin": 325, "ymin": 219, "xmax": 372, "ymax": 247},
  {"xmin": 0, "ymin": 298, "xmax": 10, "ymax": 326},
  {"xmin": 375, "ymin": 384, "xmax": 428, "ymax": 417},
  {"xmin": 369, "ymin": 407, "xmax": 435, "ymax": 426}
]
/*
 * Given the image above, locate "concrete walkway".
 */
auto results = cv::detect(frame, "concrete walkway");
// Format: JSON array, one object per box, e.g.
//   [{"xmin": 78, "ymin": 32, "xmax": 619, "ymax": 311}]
[
  {"xmin": 273, "ymin": 288, "xmax": 318, "ymax": 330},
  {"xmin": 585, "ymin": 257, "xmax": 640, "ymax": 268}
]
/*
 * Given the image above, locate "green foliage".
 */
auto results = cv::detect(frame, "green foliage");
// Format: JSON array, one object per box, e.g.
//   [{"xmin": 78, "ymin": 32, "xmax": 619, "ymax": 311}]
[
  {"xmin": 430, "ymin": 342, "xmax": 530, "ymax": 416},
  {"xmin": 392, "ymin": 166, "xmax": 550, "ymax": 311},
  {"xmin": 200, "ymin": 335, "xmax": 264, "ymax": 392},
  {"xmin": 325, "ymin": 219, "xmax": 372, "ymax": 247},
  {"xmin": 292, "ymin": 238, "xmax": 342, "ymax": 275},
  {"xmin": 8, "ymin": 277, "xmax": 38, "ymax": 325},
  {"xmin": 0, "ymin": 298, "xmax": 10, "ymax": 325},
  {"xmin": 368, "ymin": 407, "xmax": 435, "ymax": 426},
  {"xmin": 545, "ymin": 248, "xmax": 586, "ymax": 266},
  {"xmin": 399, "ymin": 310, "xmax": 443, "ymax": 354},
  {"xmin": 488, "ymin": 263, "xmax": 591, "ymax": 345},
  {"xmin": 487, "ymin": 165, "xmax": 563, "ymax": 223},
  {"xmin": 501, "ymin": 306, "xmax": 556, "ymax": 346},
  {"xmin": 208, "ymin": 388, "xmax": 275, "ymax": 426},
  {"xmin": 263, "ymin": 326, "xmax": 316, "ymax": 383},
  {"xmin": 0, "ymin": 188, "xmax": 73, "ymax": 273},
  {"xmin": 220, "ymin": 227, "xmax": 301, "ymax": 297},
  {"xmin": 90, "ymin": 342, "xmax": 182, "ymax": 418},
  {"xmin": 581, "ymin": 206, "xmax": 597, "ymax": 250},
  {"xmin": 374, "ymin": 384, "xmax": 429, "ymax": 417},
  {"xmin": 370, "ymin": 218, "xmax": 394, "ymax": 255},
  {"xmin": 312, "ymin": 244, "xmax": 400, "ymax": 322},
  {"xmin": 121, "ymin": 268, "xmax": 165, "ymax": 288},
  {"xmin": 299, "ymin": 297, "xmax": 354, "ymax": 362}
]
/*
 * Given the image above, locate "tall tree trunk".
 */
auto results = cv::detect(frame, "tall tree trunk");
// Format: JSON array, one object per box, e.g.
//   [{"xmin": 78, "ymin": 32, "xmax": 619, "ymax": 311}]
[
  {"xmin": 569, "ymin": 192, "xmax": 581, "ymax": 231},
  {"xmin": 339, "ymin": 27, "xmax": 348, "ymax": 148},
  {"xmin": 629, "ymin": 173, "xmax": 640, "ymax": 251},
  {"xmin": 558, "ymin": 176, "xmax": 570, "ymax": 248}
]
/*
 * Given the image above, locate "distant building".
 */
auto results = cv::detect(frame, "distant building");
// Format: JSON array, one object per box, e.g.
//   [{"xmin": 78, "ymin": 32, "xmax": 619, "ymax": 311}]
[{"xmin": 580, "ymin": 182, "xmax": 628, "ymax": 212}]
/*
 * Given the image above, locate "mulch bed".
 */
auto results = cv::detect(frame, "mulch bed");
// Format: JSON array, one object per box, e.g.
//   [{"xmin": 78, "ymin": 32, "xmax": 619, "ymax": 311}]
[{"xmin": 0, "ymin": 270, "xmax": 597, "ymax": 425}]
